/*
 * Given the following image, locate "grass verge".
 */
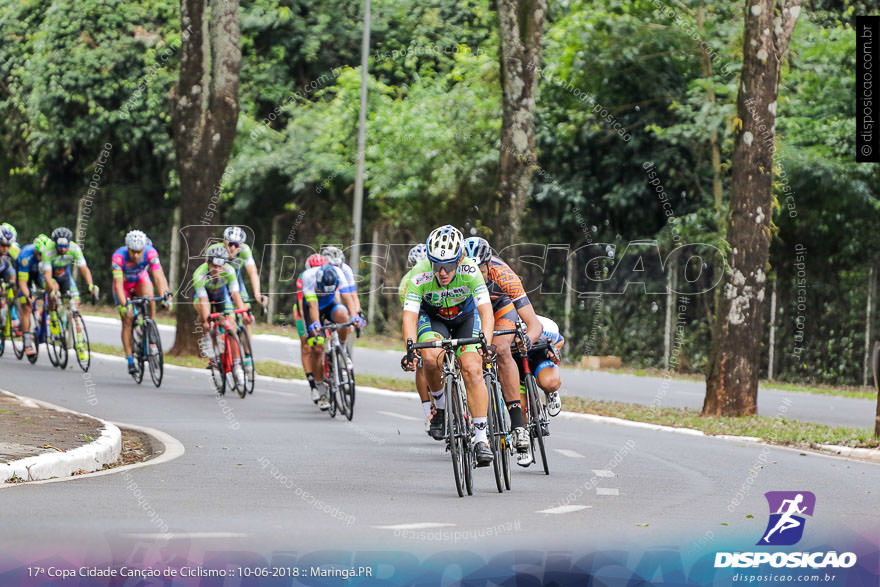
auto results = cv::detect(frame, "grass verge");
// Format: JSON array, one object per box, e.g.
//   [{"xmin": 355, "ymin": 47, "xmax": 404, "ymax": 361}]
[{"xmin": 563, "ymin": 397, "xmax": 879, "ymax": 449}]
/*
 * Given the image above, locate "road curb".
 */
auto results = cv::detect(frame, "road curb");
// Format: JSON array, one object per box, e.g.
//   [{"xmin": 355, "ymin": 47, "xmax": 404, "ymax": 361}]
[{"xmin": 0, "ymin": 390, "xmax": 122, "ymax": 483}]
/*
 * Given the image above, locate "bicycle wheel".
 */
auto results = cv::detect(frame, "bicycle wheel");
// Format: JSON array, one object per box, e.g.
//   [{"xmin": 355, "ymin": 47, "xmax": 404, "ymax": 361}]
[
  {"xmin": 237, "ymin": 326, "xmax": 256, "ymax": 394},
  {"xmin": 70, "ymin": 312, "xmax": 91, "ymax": 372},
  {"xmin": 0, "ymin": 305, "xmax": 6, "ymax": 358},
  {"xmin": 225, "ymin": 330, "xmax": 246, "ymax": 398},
  {"xmin": 144, "ymin": 320, "xmax": 164, "ymax": 387},
  {"xmin": 484, "ymin": 373, "xmax": 504, "ymax": 493},
  {"xmin": 526, "ymin": 375, "xmax": 549, "ymax": 475},
  {"xmin": 500, "ymin": 400, "xmax": 512, "ymax": 490},
  {"xmin": 210, "ymin": 335, "xmax": 226, "ymax": 394},
  {"xmin": 47, "ymin": 313, "xmax": 68, "ymax": 369},
  {"xmin": 326, "ymin": 351, "xmax": 338, "ymax": 418},
  {"xmin": 454, "ymin": 377, "xmax": 474, "ymax": 496},
  {"xmin": 131, "ymin": 323, "xmax": 145, "ymax": 384},
  {"xmin": 446, "ymin": 377, "xmax": 465, "ymax": 498},
  {"xmin": 336, "ymin": 345, "xmax": 355, "ymax": 421}
]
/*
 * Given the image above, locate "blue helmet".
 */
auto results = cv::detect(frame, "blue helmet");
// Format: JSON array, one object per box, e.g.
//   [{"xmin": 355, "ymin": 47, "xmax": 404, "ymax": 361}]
[
  {"xmin": 318, "ymin": 266, "xmax": 338, "ymax": 294},
  {"xmin": 463, "ymin": 237, "xmax": 492, "ymax": 266}
]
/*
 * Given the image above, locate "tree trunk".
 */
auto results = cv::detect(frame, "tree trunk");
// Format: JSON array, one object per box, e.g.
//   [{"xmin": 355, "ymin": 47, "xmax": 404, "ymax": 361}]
[
  {"xmin": 267, "ymin": 214, "xmax": 282, "ymax": 325},
  {"xmin": 169, "ymin": 0, "xmax": 241, "ymax": 356},
  {"xmin": 168, "ymin": 206, "xmax": 182, "ymax": 293},
  {"xmin": 704, "ymin": 0, "xmax": 802, "ymax": 416},
  {"xmin": 864, "ymin": 264, "xmax": 876, "ymax": 386},
  {"xmin": 767, "ymin": 277, "xmax": 777, "ymax": 380},
  {"xmin": 496, "ymin": 0, "xmax": 546, "ymax": 249}
]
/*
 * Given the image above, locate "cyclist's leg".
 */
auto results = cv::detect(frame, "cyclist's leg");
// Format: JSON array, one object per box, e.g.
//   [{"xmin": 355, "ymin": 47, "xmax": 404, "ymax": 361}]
[
  {"xmin": 236, "ymin": 269, "xmax": 253, "ymax": 337},
  {"xmin": 535, "ymin": 361, "xmax": 561, "ymax": 393},
  {"xmin": 295, "ymin": 293, "xmax": 318, "ymax": 395},
  {"xmin": 416, "ymin": 311, "xmax": 447, "ymax": 396},
  {"xmin": 115, "ymin": 281, "xmax": 137, "ymax": 358},
  {"xmin": 222, "ymin": 290, "xmax": 241, "ymax": 361},
  {"xmin": 136, "ymin": 271, "xmax": 156, "ymax": 318},
  {"xmin": 491, "ymin": 300, "xmax": 527, "ymax": 434},
  {"xmin": 454, "ymin": 312, "xmax": 491, "ymax": 456},
  {"xmin": 330, "ymin": 303, "xmax": 351, "ymax": 342}
]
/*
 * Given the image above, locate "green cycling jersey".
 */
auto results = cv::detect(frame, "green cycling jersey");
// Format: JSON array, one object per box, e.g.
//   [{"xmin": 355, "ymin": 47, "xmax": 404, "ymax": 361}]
[
  {"xmin": 226, "ymin": 243, "xmax": 255, "ymax": 272},
  {"xmin": 40, "ymin": 241, "xmax": 87, "ymax": 276},
  {"xmin": 402, "ymin": 257, "xmax": 490, "ymax": 320},
  {"xmin": 192, "ymin": 263, "xmax": 239, "ymax": 298}
]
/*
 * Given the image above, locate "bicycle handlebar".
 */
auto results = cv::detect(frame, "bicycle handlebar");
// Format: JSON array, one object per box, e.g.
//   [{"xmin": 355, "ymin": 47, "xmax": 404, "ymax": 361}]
[{"xmin": 323, "ymin": 319, "xmax": 355, "ymax": 332}]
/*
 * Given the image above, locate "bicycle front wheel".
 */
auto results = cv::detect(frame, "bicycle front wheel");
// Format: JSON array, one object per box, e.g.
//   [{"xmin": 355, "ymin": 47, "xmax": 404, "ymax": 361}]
[
  {"xmin": 47, "ymin": 314, "xmax": 68, "ymax": 369},
  {"xmin": 145, "ymin": 320, "xmax": 164, "ymax": 387},
  {"xmin": 26, "ymin": 313, "xmax": 39, "ymax": 364},
  {"xmin": 453, "ymin": 376, "xmax": 474, "ymax": 496},
  {"xmin": 485, "ymin": 373, "xmax": 504, "ymax": 493},
  {"xmin": 526, "ymin": 375, "xmax": 549, "ymax": 475},
  {"xmin": 237, "ymin": 326, "xmax": 256, "ymax": 394},
  {"xmin": 70, "ymin": 312, "xmax": 91, "ymax": 372},
  {"xmin": 336, "ymin": 345, "xmax": 355, "ymax": 421},
  {"xmin": 446, "ymin": 377, "xmax": 465, "ymax": 498}
]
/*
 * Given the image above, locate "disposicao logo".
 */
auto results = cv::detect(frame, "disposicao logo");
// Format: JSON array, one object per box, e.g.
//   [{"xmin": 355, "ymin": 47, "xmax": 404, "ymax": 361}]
[
  {"xmin": 714, "ymin": 491, "xmax": 858, "ymax": 570},
  {"xmin": 758, "ymin": 491, "xmax": 815, "ymax": 546}
]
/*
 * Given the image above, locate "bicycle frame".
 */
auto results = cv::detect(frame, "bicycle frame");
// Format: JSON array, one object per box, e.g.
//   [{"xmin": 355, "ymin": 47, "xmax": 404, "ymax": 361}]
[{"xmin": 319, "ymin": 319, "xmax": 356, "ymax": 419}]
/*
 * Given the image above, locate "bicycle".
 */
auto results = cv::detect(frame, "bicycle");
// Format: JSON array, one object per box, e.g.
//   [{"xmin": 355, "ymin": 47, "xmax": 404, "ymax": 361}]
[
  {"xmin": 234, "ymin": 307, "xmax": 257, "ymax": 394},
  {"xmin": 207, "ymin": 310, "xmax": 248, "ymax": 398},
  {"xmin": 128, "ymin": 296, "xmax": 165, "ymax": 387},
  {"xmin": 18, "ymin": 287, "xmax": 49, "ymax": 365},
  {"xmin": 498, "ymin": 320, "xmax": 551, "ymax": 475},
  {"xmin": 47, "ymin": 290, "xmax": 92, "ymax": 372},
  {"xmin": 484, "ymin": 337, "xmax": 513, "ymax": 492},
  {"xmin": 317, "ymin": 319, "xmax": 356, "ymax": 421},
  {"xmin": 406, "ymin": 332, "xmax": 489, "ymax": 498},
  {"xmin": 2, "ymin": 284, "xmax": 26, "ymax": 360},
  {"xmin": 45, "ymin": 291, "xmax": 69, "ymax": 369}
]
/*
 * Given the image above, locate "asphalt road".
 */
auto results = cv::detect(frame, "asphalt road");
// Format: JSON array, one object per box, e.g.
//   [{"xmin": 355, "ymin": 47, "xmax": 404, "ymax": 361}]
[
  {"xmin": 84, "ymin": 315, "xmax": 877, "ymax": 429},
  {"xmin": 1, "ymin": 348, "xmax": 878, "ymax": 566}
]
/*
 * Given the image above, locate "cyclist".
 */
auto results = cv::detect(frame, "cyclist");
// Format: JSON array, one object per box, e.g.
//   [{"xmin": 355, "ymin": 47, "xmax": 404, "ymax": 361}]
[
  {"xmin": 223, "ymin": 226, "xmax": 267, "ymax": 315},
  {"xmin": 401, "ymin": 225, "xmax": 496, "ymax": 466},
  {"xmin": 295, "ymin": 253, "xmax": 329, "ymax": 402},
  {"xmin": 463, "ymin": 236, "xmax": 547, "ymax": 457},
  {"xmin": 0, "ymin": 227, "xmax": 20, "ymax": 330},
  {"xmin": 513, "ymin": 314, "xmax": 565, "ymax": 465},
  {"xmin": 398, "ymin": 243, "xmax": 437, "ymax": 438},
  {"xmin": 0, "ymin": 226, "xmax": 20, "ymax": 289},
  {"xmin": 195, "ymin": 244, "xmax": 252, "ymax": 388},
  {"xmin": 321, "ymin": 246, "xmax": 366, "ymax": 330},
  {"xmin": 111, "ymin": 230, "xmax": 172, "ymax": 375},
  {"xmin": 16, "ymin": 234, "xmax": 51, "ymax": 356},
  {"xmin": 41, "ymin": 228, "xmax": 99, "ymax": 325},
  {"xmin": 302, "ymin": 262, "xmax": 356, "ymax": 410}
]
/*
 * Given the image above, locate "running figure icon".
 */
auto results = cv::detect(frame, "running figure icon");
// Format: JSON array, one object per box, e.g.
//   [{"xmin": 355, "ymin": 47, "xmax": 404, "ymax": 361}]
[{"xmin": 758, "ymin": 491, "xmax": 816, "ymax": 546}]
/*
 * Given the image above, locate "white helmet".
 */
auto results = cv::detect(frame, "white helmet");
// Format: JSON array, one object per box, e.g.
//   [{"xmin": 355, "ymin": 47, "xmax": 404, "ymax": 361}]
[
  {"xmin": 321, "ymin": 246, "xmax": 345, "ymax": 267},
  {"xmin": 223, "ymin": 226, "xmax": 246, "ymax": 245},
  {"xmin": 407, "ymin": 244, "xmax": 427, "ymax": 267},
  {"xmin": 426, "ymin": 225, "xmax": 463, "ymax": 262},
  {"xmin": 125, "ymin": 230, "xmax": 148, "ymax": 252}
]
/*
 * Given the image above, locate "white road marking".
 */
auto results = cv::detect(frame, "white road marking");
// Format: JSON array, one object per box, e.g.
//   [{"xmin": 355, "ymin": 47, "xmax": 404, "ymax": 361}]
[
  {"xmin": 373, "ymin": 523, "xmax": 456, "ymax": 530},
  {"xmin": 122, "ymin": 532, "xmax": 247, "ymax": 539},
  {"xmin": 537, "ymin": 505, "xmax": 592, "ymax": 514},
  {"xmin": 592, "ymin": 469, "xmax": 615, "ymax": 478},
  {"xmin": 377, "ymin": 410, "xmax": 421, "ymax": 421},
  {"xmin": 596, "ymin": 488, "xmax": 619, "ymax": 496},
  {"xmin": 554, "ymin": 449, "xmax": 585, "ymax": 459}
]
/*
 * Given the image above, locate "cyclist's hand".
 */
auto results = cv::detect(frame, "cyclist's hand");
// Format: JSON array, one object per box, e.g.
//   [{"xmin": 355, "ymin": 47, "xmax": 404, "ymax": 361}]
[
  {"xmin": 260, "ymin": 294, "xmax": 268, "ymax": 308},
  {"xmin": 307, "ymin": 335, "xmax": 325, "ymax": 347},
  {"xmin": 308, "ymin": 320, "xmax": 321, "ymax": 338},
  {"xmin": 117, "ymin": 305, "xmax": 127, "ymax": 319},
  {"xmin": 202, "ymin": 320, "xmax": 211, "ymax": 332},
  {"xmin": 89, "ymin": 284, "xmax": 100, "ymax": 299},
  {"xmin": 480, "ymin": 344, "xmax": 497, "ymax": 362},
  {"xmin": 401, "ymin": 353, "xmax": 418, "ymax": 372},
  {"xmin": 353, "ymin": 315, "xmax": 366, "ymax": 329},
  {"xmin": 244, "ymin": 312, "xmax": 254, "ymax": 325},
  {"xmin": 547, "ymin": 347, "xmax": 561, "ymax": 364}
]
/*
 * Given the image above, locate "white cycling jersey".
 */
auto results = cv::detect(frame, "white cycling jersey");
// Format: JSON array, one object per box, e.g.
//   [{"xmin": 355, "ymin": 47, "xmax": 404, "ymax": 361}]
[
  {"xmin": 536, "ymin": 315, "xmax": 563, "ymax": 345},
  {"xmin": 300, "ymin": 265, "xmax": 352, "ymax": 301}
]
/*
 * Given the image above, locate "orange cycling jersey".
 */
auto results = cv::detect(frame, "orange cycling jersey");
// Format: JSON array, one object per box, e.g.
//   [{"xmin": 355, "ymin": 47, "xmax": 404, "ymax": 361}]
[{"xmin": 486, "ymin": 256, "xmax": 531, "ymax": 310}]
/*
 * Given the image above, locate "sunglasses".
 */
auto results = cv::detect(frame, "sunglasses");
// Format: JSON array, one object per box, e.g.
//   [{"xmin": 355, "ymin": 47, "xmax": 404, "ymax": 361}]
[
  {"xmin": 210, "ymin": 257, "xmax": 226, "ymax": 267},
  {"xmin": 431, "ymin": 260, "xmax": 459, "ymax": 274},
  {"xmin": 227, "ymin": 242, "xmax": 241, "ymax": 250}
]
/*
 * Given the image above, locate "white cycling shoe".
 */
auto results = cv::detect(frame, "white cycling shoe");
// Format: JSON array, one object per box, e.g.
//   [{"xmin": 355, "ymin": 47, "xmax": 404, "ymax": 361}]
[
  {"xmin": 311, "ymin": 387, "xmax": 320, "ymax": 404},
  {"xmin": 513, "ymin": 426, "xmax": 530, "ymax": 451},
  {"xmin": 546, "ymin": 391, "xmax": 561, "ymax": 417}
]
